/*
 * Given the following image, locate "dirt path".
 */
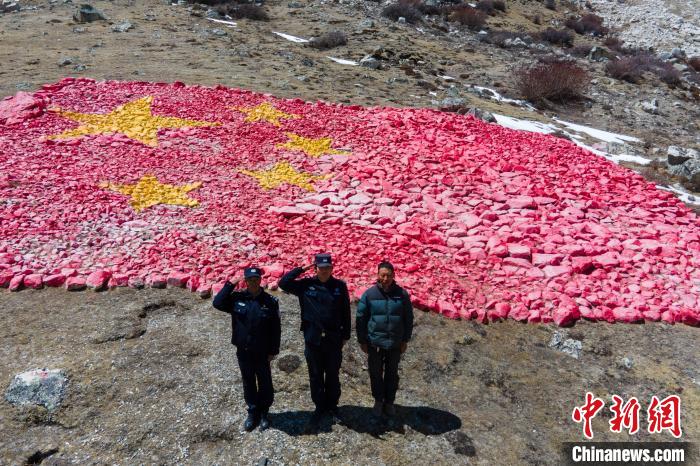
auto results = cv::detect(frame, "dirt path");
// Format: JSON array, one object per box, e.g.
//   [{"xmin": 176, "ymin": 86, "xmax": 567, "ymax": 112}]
[{"xmin": 0, "ymin": 287, "xmax": 698, "ymax": 464}]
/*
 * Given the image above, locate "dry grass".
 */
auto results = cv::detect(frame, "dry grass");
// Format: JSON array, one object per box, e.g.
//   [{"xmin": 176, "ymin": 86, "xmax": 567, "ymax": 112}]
[
  {"xmin": 565, "ymin": 14, "xmax": 607, "ymax": 36},
  {"xmin": 382, "ymin": 1, "xmax": 423, "ymax": 23},
  {"xmin": 448, "ymin": 6, "xmax": 487, "ymax": 30},
  {"xmin": 516, "ymin": 59, "xmax": 589, "ymax": 104},
  {"xmin": 308, "ymin": 31, "xmax": 347, "ymax": 50},
  {"xmin": 539, "ymin": 28, "xmax": 574, "ymax": 47},
  {"xmin": 606, "ymin": 54, "xmax": 682, "ymax": 87},
  {"xmin": 215, "ymin": 3, "xmax": 269, "ymax": 21}
]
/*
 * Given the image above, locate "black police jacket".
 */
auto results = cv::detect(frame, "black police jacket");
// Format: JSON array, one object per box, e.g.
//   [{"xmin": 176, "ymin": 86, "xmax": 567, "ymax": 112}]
[
  {"xmin": 212, "ymin": 281, "xmax": 281, "ymax": 355},
  {"xmin": 278, "ymin": 267, "xmax": 351, "ymax": 346}
]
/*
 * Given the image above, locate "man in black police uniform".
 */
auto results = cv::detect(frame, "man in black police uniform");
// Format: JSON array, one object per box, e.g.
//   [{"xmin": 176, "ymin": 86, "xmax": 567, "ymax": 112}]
[
  {"xmin": 213, "ymin": 267, "xmax": 281, "ymax": 432},
  {"xmin": 279, "ymin": 253, "xmax": 351, "ymax": 429}
]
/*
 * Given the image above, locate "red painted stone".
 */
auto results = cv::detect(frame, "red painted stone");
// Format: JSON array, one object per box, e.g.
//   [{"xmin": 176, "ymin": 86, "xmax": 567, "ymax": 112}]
[{"xmin": 66, "ymin": 276, "xmax": 86, "ymax": 291}]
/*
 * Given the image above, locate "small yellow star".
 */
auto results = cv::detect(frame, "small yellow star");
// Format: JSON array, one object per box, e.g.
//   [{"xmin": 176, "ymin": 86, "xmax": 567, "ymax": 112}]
[
  {"xmin": 49, "ymin": 96, "xmax": 219, "ymax": 147},
  {"xmin": 239, "ymin": 161, "xmax": 325, "ymax": 192},
  {"xmin": 232, "ymin": 102, "xmax": 300, "ymax": 127},
  {"xmin": 99, "ymin": 174, "xmax": 203, "ymax": 212},
  {"xmin": 277, "ymin": 132, "xmax": 350, "ymax": 158}
]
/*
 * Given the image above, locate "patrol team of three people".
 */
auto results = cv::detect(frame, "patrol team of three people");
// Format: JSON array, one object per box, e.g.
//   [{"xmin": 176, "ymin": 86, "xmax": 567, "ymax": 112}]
[{"xmin": 213, "ymin": 254, "xmax": 414, "ymax": 432}]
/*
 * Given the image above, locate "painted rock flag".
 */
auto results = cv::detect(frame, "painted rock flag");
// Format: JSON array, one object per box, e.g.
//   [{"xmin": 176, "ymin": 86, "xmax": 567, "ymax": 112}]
[{"xmin": 0, "ymin": 78, "xmax": 698, "ymax": 326}]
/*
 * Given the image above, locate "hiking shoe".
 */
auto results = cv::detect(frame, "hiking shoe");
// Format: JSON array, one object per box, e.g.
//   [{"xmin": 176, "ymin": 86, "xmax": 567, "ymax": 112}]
[
  {"xmin": 244, "ymin": 413, "xmax": 259, "ymax": 432},
  {"xmin": 372, "ymin": 400, "xmax": 383, "ymax": 417},
  {"xmin": 259, "ymin": 413, "xmax": 271, "ymax": 431},
  {"xmin": 384, "ymin": 403, "xmax": 396, "ymax": 417},
  {"xmin": 309, "ymin": 409, "xmax": 324, "ymax": 429},
  {"xmin": 328, "ymin": 406, "xmax": 341, "ymax": 422}
]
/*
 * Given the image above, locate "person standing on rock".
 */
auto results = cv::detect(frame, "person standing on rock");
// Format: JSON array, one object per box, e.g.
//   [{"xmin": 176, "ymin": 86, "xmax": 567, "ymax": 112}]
[
  {"xmin": 212, "ymin": 267, "xmax": 281, "ymax": 432},
  {"xmin": 356, "ymin": 261, "xmax": 414, "ymax": 417},
  {"xmin": 279, "ymin": 253, "xmax": 351, "ymax": 429}
]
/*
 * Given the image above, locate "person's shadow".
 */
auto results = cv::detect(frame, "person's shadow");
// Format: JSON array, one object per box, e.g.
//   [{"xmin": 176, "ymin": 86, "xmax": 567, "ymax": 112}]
[{"xmin": 268, "ymin": 405, "xmax": 461, "ymax": 437}]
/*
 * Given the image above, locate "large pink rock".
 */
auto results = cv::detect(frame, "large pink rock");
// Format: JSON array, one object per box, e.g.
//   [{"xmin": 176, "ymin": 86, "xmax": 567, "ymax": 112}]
[
  {"xmin": 490, "ymin": 302, "xmax": 511, "ymax": 320},
  {"xmin": 612, "ymin": 307, "xmax": 643, "ymax": 323},
  {"xmin": 109, "ymin": 273, "xmax": 129, "ymax": 287},
  {"xmin": 86, "ymin": 270, "xmax": 111, "ymax": 290},
  {"xmin": 553, "ymin": 306, "xmax": 580, "ymax": 327},
  {"xmin": 66, "ymin": 276, "xmax": 87, "ymax": 291},
  {"xmin": 23, "ymin": 274, "xmax": 44, "ymax": 289},
  {"xmin": 43, "ymin": 274, "xmax": 66, "ymax": 287},
  {"xmin": 507, "ymin": 196, "xmax": 536, "ymax": 209},
  {"xmin": 0, "ymin": 271, "xmax": 13, "ymax": 287},
  {"xmin": 543, "ymin": 265, "xmax": 572, "ymax": 278},
  {"xmin": 507, "ymin": 244, "xmax": 531, "ymax": 260},
  {"xmin": 197, "ymin": 284, "xmax": 212, "ymax": 298},
  {"xmin": 532, "ymin": 253, "xmax": 564, "ymax": 267},
  {"xmin": 265, "ymin": 263, "xmax": 285, "ymax": 278},
  {"xmin": 167, "ymin": 272, "xmax": 189, "ymax": 288},
  {"xmin": 0, "ymin": 92, "xmax": 46, "ymax": 125},
  {"xmin": 9, "ymin": 275, "xmax": 23, "ymax": 291},
  {"xmin": 147, "ymin": 274, "xmax": 167, "ymax": 288}
]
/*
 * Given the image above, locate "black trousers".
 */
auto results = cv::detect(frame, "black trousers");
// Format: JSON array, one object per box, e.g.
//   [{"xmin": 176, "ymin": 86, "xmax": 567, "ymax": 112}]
[
  {"xmin": 304, "ymin": 338, "xmax": 343, "ymax": 411},
  {"xmin": 236, "ymin": 350, "xmax": 274, "ymax": 415},
  {"xmin": 367, "ymin": 345, "xmax": 402, "ymax": 404}
]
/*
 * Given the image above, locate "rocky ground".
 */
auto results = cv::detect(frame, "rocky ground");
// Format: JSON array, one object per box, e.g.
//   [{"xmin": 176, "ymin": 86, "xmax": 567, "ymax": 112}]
[
  {"xmin": 1, "ymin": 288, "xmax": 699, "ymax": 464},
  {"xmin": 1, "ymin": 0, "xmax": 699, "ymax": 464}
]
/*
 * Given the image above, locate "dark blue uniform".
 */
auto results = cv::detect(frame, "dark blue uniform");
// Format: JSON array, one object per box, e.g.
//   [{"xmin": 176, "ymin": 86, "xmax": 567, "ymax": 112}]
[
  {"xmin": 213, "ymin": 281, "xmax": 281, "ymax": 416},
  {"xmin": 279, "ymin": 267, "xmax": 351, "ymax": 412}
]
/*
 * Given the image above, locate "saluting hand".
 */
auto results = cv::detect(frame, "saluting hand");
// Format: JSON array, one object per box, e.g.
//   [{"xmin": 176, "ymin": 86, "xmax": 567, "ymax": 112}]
[{"xmin": 301, "ymin": 263, "xmax": 314, "ymax": 272}]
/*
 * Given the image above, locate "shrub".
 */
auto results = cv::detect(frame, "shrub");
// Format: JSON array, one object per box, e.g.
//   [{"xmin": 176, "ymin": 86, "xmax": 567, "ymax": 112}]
[
  {"xmin": 417, "ymin": 1, "xmax": 442, "ymax": 15},
  {"xmin": 603, "ymin": 36, "xmax": 624, "ymax": 52},
  {"xmin": 571, "ymin": 44, "xmax": 593, "ymax": 57},
  {"xmin": 308, "ymin": 31, "xmax": 347, "ymax": 50},
  {"xmin": 493, "ymin": 0, "xmax": 507, "ymax": 12},
  {"xmin": 605, "ymin": 56, "xmax": 644, "ymax": 83},
  {"xmin": 448, "ymin": 6, "xmax": 487, "ymax": 30},
  {"xmin": 480, "ymin": 29, "xmax": 522, "ymax": 47},
  {"xmin": 565, "ymin": 14, "xmax": 607, "ymax": 36},
  {"xmin": 689, "ymin": 57, "xmax": 700, "ymax": 72},
  {"xmin": 606, "ymin": 53, "xmax": 681, "ymax": 86},
  {"xmin": 381, "ymin": 1, "xmax": 423, "ymax": 23},
  {"xmin": 476, "ymin": 0, "xmax": 505, "ymax": 15},
  {"xmin": 544, "ymin": 0, "xmax": 556, "ymax": 10},
  {"xmin": 532, "ymin": 14, "xmax": 542, "ymax": 25},
  {"xmin": 516, "ymin": 60, "xmax": 589, "ymax": 103},
  {"xmin": 216, "ymin": 3, "xmax": 269, "ymax": 20},
  {"xmin": 539, "ymin": 28, "xmax": 574, "ymax": 47},
  {"xmin": 656, "ymin": 65, "xmax": 682, "ymax": 87},
  {"xmin": 476, "ymin": 0, "xmax": 495, "ymax": 14}
]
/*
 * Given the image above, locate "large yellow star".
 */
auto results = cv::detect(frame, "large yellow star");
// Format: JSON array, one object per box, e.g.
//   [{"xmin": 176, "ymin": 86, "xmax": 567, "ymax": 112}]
[
  {"xmin": 99, "ymin": 174, "xmax": 203, "ymax": 212},
  {"xmin": 48, "ymin": 96, "xmax": 219, "ymax": 147},
  {"xmin": 239, "ymin": 161, "xmax": 325, "ymax": 192},
  {"xmin": 276, "ymin": 132, "xmax": 350, "ymax": 158},
  {"xmin": 232, "ymin": 102, "xmax": 300, "ymax": 127}
]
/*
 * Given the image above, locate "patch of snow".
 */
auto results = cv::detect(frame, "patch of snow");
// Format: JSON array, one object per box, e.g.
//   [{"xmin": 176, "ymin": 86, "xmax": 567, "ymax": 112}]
[
  {"xmin": 658, "ymin": 184, "xmax": 700, "ymax": 206},
  {"xmin": 470, "ymin": 85, "xmax": 535, "ymax": 110},
  {"xmin": 272, "ymin": 31, "xmax": 309, "ymax": 43},
  {"xmin": 553, "ymin": 118, "xmax": 640, "ymax": 144},
  {"xmin": 206, "ymin": 18, "xmax": 237, "ymax": 28},
  {"xmin": 327, "ymin": 56, "xmax": 359, "ymax": 66},
  {"xmin": 493, "ymin": 114, "xmax": 557, "ymax": 135}
]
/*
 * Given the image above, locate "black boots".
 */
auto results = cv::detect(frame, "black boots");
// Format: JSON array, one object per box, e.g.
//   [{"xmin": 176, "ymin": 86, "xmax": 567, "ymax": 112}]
[
  {"xmin": 244, "ymin": 412, "xmax": 259, "ymax": 432},
  {"xmin": 259, "ymin": 412, "xmax": 271, "ymax": 431}
]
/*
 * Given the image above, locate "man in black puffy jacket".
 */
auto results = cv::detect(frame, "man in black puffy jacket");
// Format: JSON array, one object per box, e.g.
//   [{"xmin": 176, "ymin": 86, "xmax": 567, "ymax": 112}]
[
  {"xmin": 213, "ymin": 267, "xmax": 281, "ymax": 432},
  {"xmin": 279, "ymin": 253, "xmax": 351, "ymax": 428},
  {"xmin": 356, "ymin": 261, "xmax": 413, "ymax": 417}
]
